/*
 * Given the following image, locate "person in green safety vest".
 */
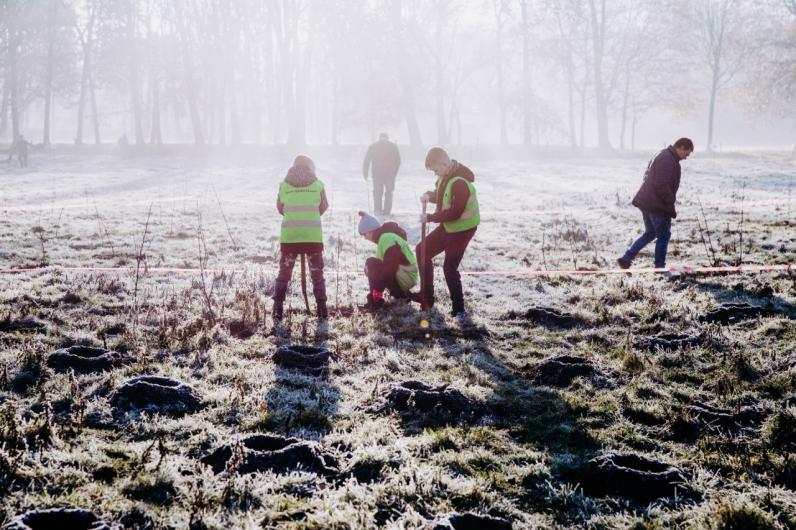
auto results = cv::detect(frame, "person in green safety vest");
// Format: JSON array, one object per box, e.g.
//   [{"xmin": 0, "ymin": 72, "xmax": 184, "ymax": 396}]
[
  {"xmin": 417, "ymin": 147, "xmax": 480, "ymax": 318},
  {"xmin": 273, "ymin": 155, "xmax": 329, "ymax": 323},
  {"xmin": 357, "ymin": 211, "xmax": 419, "ymax": 311}
]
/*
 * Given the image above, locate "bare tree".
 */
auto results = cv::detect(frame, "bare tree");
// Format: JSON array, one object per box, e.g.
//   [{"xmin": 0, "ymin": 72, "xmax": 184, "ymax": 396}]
[
  {"xmin": 74, "ymin": 0, "xmax": 98, "ymax": 145},
  {"xmin": 586, "ymin": 0, "xmax": 612, "ymax": 150},
  {"xmin": 692, "ymin": 0, "xmax": 745, "ymax": 152},
  {"xmin": 391, "ymin": 0, "xmax": 423, "ymax": 147},
  {"xmin": 173, "ymin": 0, "xmax": 204, "ymax": 145},
  {"xmin": 492, "ymin": 0, "xmax": 509, "ymax": 145}
]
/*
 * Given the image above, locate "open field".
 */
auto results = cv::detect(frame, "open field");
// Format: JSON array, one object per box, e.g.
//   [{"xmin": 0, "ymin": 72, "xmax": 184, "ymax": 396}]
[{"xmin": 0, "ymin": 149, "xmax": 795, "ymax": 529}]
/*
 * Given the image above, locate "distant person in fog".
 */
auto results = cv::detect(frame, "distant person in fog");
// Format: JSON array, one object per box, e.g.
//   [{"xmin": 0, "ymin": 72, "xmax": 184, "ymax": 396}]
[
  {"xmin": 362, "ymin": 133, "xmax": 401, "ymax": 216},
  {"xmin": 7, "ymin": 135, "xmax": 32, "ymax": 168}
]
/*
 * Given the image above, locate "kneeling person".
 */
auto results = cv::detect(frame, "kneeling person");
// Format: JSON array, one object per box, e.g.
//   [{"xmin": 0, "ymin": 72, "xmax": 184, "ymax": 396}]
[{"xmin": 358, "ymin": 211, "xmax": 418, "ymax": 311}]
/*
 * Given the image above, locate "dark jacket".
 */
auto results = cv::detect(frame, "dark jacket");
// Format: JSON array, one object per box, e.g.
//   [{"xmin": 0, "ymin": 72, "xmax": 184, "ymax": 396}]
[
  {"xmin": 276, "ymin": 164, "xmax": 329, "ymax": 254},
  {"xmin": 427, "ymin": 160, "xmax": 475, "ymax": 224},
  {"xmin": 374, "ymin": 221, "xmax": 411, "ymax": 277},
  {"xmin": 363, "ymin": 140, "xmax": 401, "ymax": 181},
  {"xmin": 632, "ymin": 146, "xmax": 681, "ymax": 218}
]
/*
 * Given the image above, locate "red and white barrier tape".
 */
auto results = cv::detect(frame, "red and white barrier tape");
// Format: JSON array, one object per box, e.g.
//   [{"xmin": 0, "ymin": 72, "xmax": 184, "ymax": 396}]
[{"xmin": 0, "ymin": 263, "xmax": 792, "ymax": 277}]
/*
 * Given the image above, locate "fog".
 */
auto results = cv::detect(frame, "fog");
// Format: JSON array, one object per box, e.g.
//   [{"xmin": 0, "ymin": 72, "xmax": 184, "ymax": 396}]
[{"xmin": 1, "ymin": 0, "xmax": 795, "ymax": 151}]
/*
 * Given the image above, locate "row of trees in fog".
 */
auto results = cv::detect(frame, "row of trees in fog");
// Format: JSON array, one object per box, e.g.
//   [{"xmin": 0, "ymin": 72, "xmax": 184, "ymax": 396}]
[{"xmin": 1, "ymin": 0, "xmax": 794, "ymax": 149}]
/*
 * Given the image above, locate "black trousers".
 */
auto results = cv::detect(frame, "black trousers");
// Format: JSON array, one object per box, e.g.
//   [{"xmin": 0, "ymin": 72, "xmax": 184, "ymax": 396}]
[
  {"xmin": 365, "ymin": 257, "xmax": 405, "ymax": 298},
  {"xmin": 415, "ymin": 225, "xmax": 476, "ymax": 313},
  {"xmin": 273, "ymin": 252, "xmax": 326, "ymax": 304},
  {"xmin": 372, "ymin": 175, "xmax": 395, "ymax": 215}
]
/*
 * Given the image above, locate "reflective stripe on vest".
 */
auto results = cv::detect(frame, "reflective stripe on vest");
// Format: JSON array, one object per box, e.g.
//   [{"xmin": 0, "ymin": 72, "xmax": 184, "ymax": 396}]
[
  {"xmin": 376, "ymin": 232, "xmax": 418, "ymax": 292},
  {"xmin": 279, "ymin": 180, "xmax": 324, "ymax": 244},
  {"xmin": 441, "ymin": 176, "xmax": 480, "ymax": 233}
]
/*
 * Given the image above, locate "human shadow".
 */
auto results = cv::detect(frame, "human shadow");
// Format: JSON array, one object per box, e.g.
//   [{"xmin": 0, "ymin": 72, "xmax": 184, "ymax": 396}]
[{"xmin": 258, "ymin": 341, "xmax": 341, "ymax": 438}]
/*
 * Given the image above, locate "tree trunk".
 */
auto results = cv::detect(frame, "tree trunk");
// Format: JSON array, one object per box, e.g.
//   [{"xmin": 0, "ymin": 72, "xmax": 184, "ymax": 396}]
[
  {"xmin": 619, "ymin": 71, "xmax": 630, "ymax": 150},
  {"xmin": 565, "ymin": 53, "xmax": 577, "ymax": 149},
  {"xmin": 89, "ymin": 69, "xmax": 101, "ymax": 144},
  {"xmin": 706, "ymin": 70, "xmax": 718, "ymax": 152},
  {"xmin": 494, "ymin": 0, "xmax": 508, "ymax": 146},
  {"xmin": 283, "ymin": 0, "xmax": 309, "ymax": 147},
  {"xmin": 579, "ymin": 86, "xmax": 586, "ymax": 149},
  {"xmin": 0, "ymin": 72, "xmax": 9, "ymax": 138},
  {"xmin": 520, "ymin": 0, "xmax": 532, "ymax": 146},
  {"xmin": 330, "ymin": 75, "xmax": 340, "ymax": 145},
  {"xmin": 588, "ymin": 0, "xmax": 611, "ymax": 150},
  {"xmin": 8, "ymin": 10, "xmax": 20, "ymax": 142},
  {"xmin": 76, "ymin": 45, "xmax": 89, "ymax": 145},
  {"xmin": 434, "ymin": 3, "xmax": 447, "ymax": 144},
  {"xmin": 42, "ymin": 0, "xmax": 57, "ymax": 146},
  {"xmin": 149, "ymin": 74, "xmax": 162, "ymax": 145},
  {"xmin": 229, "ymin": 75, "xmax": 240, "ymax": 145},
  {"xmin": 391, "ymin": 0, "xmax": 422, "ymax": 147},
  {"xmin": 175, "ymin": 2, "xmax": 204, "ymax": 145},
  {"xmin": 127, "ymin": 5, "xmax": 144, "ymax": 146}
]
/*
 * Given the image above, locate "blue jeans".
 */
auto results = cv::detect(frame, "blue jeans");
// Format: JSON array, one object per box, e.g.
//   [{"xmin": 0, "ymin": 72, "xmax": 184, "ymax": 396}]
[{"xmin": 622, "ymin": 211, "xmax": 672, "ymax": 268}]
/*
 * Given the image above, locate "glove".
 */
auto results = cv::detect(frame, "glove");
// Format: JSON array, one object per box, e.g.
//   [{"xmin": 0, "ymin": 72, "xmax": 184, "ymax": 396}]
[{"xmin": 419, "ymin": 213, "xmax": 431, "ymax": 224}]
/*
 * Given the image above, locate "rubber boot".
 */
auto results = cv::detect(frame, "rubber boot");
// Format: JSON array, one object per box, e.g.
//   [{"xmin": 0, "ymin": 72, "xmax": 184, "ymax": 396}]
[{"xmin": 272, "ymin": 283, "xmax": 287, "ymax": 326}]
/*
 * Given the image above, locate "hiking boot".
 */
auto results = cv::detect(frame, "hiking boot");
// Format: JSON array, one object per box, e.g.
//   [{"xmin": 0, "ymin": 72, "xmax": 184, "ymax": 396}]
[
  {"xmin": 617, "ymin": 257, "xmax": 632, "ymax": 270},
  {"xmin": 316, "ymin": 302, "xmax": 328, "ymax": 320}
]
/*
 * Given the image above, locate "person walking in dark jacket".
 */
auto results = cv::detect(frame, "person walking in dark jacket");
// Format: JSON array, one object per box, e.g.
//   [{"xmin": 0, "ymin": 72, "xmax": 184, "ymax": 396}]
[
  {"xmin": 416, "ymin": 147, "xmax": 480, "ymax": 317},
  {"xmin": 618, "ymin": 138, "xmax": 694, "ymax": 270},
  {"xmin": 357, "ymin": 212, "xmax": 418, "ymax": 311},
  {"xmin": 273, "ymin": 155, "xmax": 329, "ymax": 324},
  {"xmin": 362, "ymin": 133, "xmax": 401, "ymax": 216}
]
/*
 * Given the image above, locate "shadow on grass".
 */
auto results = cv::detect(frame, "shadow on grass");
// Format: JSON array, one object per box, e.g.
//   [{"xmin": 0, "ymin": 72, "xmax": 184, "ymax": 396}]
[
  {"xmin": 256, "ymin": 324, "xmax": 341, "ymax": 437},
  {"xmin": 687, "ymin": 277, "xmax": 795, "ymax": 318}
]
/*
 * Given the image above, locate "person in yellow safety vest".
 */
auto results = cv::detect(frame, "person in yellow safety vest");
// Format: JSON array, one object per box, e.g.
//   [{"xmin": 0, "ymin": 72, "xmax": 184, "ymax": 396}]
[
  {"xmin": 357, "ymin": 211, "xmax": 419, "ymax": 311},
  {"xmin": 417, "ymin": 147, "xmax": 480, "ymax": 318},
  {"xmin": 273, "ymin": 155, "xmax": 329, "ymax": 324}
]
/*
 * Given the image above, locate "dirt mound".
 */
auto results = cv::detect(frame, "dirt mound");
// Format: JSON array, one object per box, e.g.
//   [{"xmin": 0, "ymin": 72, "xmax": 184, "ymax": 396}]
[
  {"xmin": 0, "ymin": 318, "xmax": 44, "ymax": 333},
  {"xmin": 687, "ymin": 402, "xmax": 765, "ymax": 429},
  {"xmin": 201, "ymin": 434, "xmax": 337, "ymax": 476},
  {"xmin": 273, "ymin": 344, "xmax": 336, "ymax": 376},
  {"xmin": 635, "ymin": 333, "xmax": 702, "ymax": 352},
  {"xmin": 428, "ymin": 512, "xmax": 512, "ymax": 530},
  {"xmin": 110, "ymin": 376, "xmax": 202, "ymax": 417},
  {"xmin": 504, "ymin": 306, "xmax": 584, "ymax": 329},
  {"xmin": 578, "ymin": 453, "xmax": 687, "ymax": 501},
  {"xmin": 668, "ymin": 401, "xmax": 767, "ymax": 441},
  {"xmin": 346, "ymin": 457, "xmax": 399, "ymax": 484},
  {"xmin": 385, "ymin": 380, "xmax": 474, "ymax": 416},
  {"xmin": 227, "ymin": 319, "xmax": 258, "ymax": 339},
  {"xmin": 700, "ymin": 303, "xmax": 775, "ymax": 325},
  {"xmin": 47, "ymin": 346, "xmax": 120, "ymax": 374},
  {"xmin": 2, "ymin": 508, "xmax": 121, "ymax": 530},
  {"xmin": 526, "ymin": 355, "xmax": 607, "ymax": 388}
]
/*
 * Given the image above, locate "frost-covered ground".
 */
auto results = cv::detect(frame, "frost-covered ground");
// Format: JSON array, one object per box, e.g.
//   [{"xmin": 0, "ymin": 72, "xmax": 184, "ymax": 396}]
[{"xmin": 0, "ymin": 148, "xmax": 794, "ymax": 529}]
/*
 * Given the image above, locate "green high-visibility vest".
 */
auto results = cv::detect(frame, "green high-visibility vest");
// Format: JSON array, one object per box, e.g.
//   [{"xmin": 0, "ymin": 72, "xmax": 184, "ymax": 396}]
[
  {"xmin": 279, "ymin": 180, "xmax": 324, "ymax": 244},
  {"xmin": 376, "ymin": 232, "xmax": 418, "ymax": 292},
  {"xmin": 437, "ymin": 176, "xmax": 480, "ymax": 233}
]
